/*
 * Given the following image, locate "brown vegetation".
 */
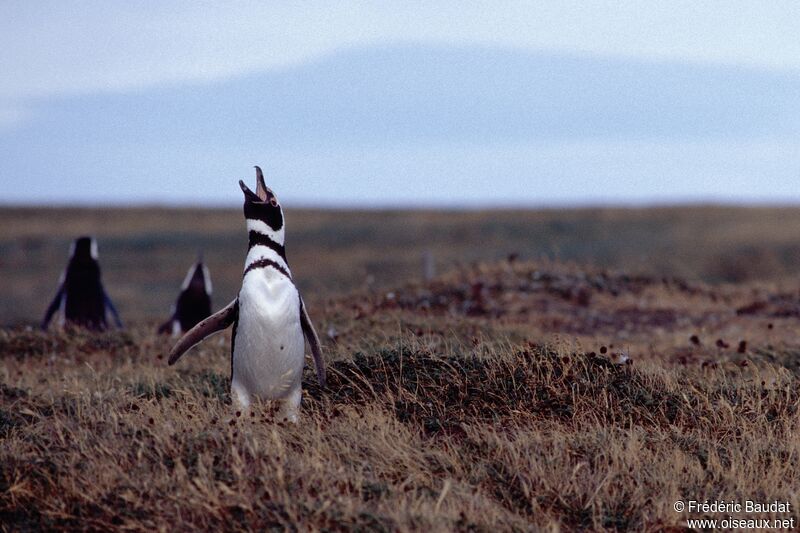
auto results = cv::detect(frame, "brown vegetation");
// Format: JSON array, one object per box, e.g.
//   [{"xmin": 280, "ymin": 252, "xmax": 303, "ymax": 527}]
[
  {"xmin": 2, "ymin": 208, "xmax": 800, "ymax": 530},
  {"xmin": 6, "ymin": 205, "xmax": 800, "ymax": 325},
  {"xmin": 3, "ymin": 255, "xmax": 800, "ymax": 530}
]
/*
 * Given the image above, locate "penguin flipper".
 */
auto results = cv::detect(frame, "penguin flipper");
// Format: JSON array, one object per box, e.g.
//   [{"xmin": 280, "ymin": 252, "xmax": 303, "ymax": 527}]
[
  {"xmin": 157, "ymin": 305, "xmax": 177, "ymax": 335},
  {"xmin": 300, "ymin": 298, "xmax": 326, "ymax": 387},
  {"xmin": 103, "ymin": 292, "xmax": 124, "ymax": 329},
  {"xmin": 41, "ymin": 283, "xmax": 65, "ymax": 330},
  {"xmin": 168, "ymin": 298, "xmax": 238, "ymax": 365},
  {"xmin": 157, "ymin": 317, "xmax": 175, "ymax": 335}
]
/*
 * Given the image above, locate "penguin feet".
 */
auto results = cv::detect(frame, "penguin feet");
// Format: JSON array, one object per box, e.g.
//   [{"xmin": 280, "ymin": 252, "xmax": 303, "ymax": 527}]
[
  {"xmin": 231, "ymin": 381, "xmax": 252, "ymax": 411},
  {"xmin": 276, "ymin": 387, "xmax": 302, "ymax": 424},
  {"xmin": 231, "ymin": 381, "xmax": 301, "ymax": 423}
]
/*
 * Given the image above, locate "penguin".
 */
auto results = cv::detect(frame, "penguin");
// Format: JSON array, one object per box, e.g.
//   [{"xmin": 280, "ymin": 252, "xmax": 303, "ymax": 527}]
[
  {"xmin": 157, "ymin": 255, "xmax": 213, "ymax": 336},
  {"xmin": 168, "ymin": 167, "xmax": 325, "ymax": 422},
  {"xmin": 41, "ymin": 236, "xmax": 123, "ymax": 331}
]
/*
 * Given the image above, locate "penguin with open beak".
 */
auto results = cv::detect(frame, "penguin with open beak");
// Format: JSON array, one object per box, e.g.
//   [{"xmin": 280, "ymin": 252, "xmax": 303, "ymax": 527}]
[{"xmin": 168, "ymin": 167, "xmax": 325, "ymax": 422}]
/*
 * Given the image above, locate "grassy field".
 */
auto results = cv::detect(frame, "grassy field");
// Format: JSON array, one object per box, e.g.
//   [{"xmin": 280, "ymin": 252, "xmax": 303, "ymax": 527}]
[
  {"xmin": 5, "ymin": 205, "xmax": 800, "ymax": 325},
  {"xmin": 2, "ymin": 206, "xmax": 800, "ymax": 530}
]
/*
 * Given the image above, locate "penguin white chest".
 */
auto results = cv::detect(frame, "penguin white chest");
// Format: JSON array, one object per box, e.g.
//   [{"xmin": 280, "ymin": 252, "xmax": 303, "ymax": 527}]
[{"xmin": 233, "ymin": 269, "xmax": 305, "ymax": 401}]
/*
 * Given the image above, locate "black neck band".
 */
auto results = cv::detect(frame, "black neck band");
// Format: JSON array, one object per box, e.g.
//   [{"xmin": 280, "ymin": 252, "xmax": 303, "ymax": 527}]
[
  {"xmin": 248, "ymin": 231, "xmax": 287, "ymax": 261},
  {"xmin": 243, "ymin": 258, "xmax": 291, "ymax": 280}
]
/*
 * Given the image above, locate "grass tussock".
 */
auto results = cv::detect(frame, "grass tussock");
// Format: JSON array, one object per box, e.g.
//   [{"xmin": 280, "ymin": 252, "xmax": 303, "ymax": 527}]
[
  {"xmin": 2, "ymin": 323, "xmax": 800, "ymax": 531},
  {"xmin": 0, "ymin": 328, "xmax": 135, "ymax": 360},
  {"xmin": 4, "ymin": 232, "xmax": 800, "ymax": 530}
]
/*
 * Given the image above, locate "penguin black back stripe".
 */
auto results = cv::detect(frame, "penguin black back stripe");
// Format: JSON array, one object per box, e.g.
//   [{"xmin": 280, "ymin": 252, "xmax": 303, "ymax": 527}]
[
  {"xmin": 244, "ymin": 258, "xmax": 292, "ymax": 280},
  {"xmin": 248, "ymin": 231, "xmax": 287, "ymax": 261}
]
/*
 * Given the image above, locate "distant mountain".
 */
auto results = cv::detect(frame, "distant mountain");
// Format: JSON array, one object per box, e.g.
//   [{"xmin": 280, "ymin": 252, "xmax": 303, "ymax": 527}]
[
  {"xmin": 10, "ymin": 44, "xmax": 800, "ymax": 147},
  {"xmin": 2, "ymin": 44, "xmax": 800, "ymax": 204}
]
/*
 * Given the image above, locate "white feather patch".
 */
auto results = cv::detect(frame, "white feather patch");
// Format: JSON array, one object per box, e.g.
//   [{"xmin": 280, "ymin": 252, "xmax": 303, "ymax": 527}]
[
  {"xmin": 233, "ymin": 270, "xmax": 304, "ymax": 401},
  {"xmin": 202, "ymin": 264, "xmax": 213, "ymax": 295},
  {"xmin": 246, "ymin": 219, "xmax": 285, "ymax": 245}
]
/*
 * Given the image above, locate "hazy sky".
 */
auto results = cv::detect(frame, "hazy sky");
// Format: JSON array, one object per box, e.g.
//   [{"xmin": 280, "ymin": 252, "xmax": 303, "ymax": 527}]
[{"xmin": 2, "ymin": 2, "xmax": 800, "ymax": 205}]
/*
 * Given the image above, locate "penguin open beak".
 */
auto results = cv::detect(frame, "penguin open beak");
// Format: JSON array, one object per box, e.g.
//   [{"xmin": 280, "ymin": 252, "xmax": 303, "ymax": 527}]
[
  {"xmin": 239, "ymin": 166, "xmax": 270, "ymax": 202},
  {"xmin": 254, "ymin": 166, "xmax": 269, "ymax": 201}
]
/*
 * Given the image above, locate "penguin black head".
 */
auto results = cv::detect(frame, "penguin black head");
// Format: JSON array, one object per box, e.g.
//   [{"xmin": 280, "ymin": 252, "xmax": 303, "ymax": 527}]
[
  {"xmin": 70, "ymin": 236, "xmax": 98, "ymax": 263},
  {"xmin": 189, "ymin": 263, "xmax": 204, "ymax": 289},
  {"xmin": 185, "ymin": 260, "xmax": 211, "ymax": 294},
  {"xmin": 239, "ymin": 166, "xmax": 285, "ymax": 243}
]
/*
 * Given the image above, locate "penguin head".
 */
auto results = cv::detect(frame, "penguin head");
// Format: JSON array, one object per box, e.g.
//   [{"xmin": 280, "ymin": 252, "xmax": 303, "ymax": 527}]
[
  {"xmin": 182, "ymin": 260, "xmax": 212, "ymax": 295},
  {"xmin": 69, "ymin": 236, "xmax": 98, "ymax": 262},
  {"xmin": 239, "ymin": 166, "xmax": 285, "ymax": 244}
]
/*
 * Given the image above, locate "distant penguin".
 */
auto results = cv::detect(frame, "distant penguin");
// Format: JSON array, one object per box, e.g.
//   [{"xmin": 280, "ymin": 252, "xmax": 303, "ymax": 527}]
[
  {"xmin": 168, "ymin": 166, "xmax": 325, "ymax": 422},
  {"xmin": 41, "ymin": 236, "xmax": 123, "ymax": 331},
  {"xmin": 158, "ymin": 255, "xmax": 212, "ymax": 336}
]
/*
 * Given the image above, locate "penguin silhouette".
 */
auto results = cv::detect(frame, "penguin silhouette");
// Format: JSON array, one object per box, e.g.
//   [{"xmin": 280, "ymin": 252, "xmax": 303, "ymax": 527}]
[
  {"xmin": 158, "ymin": 255, "xmax": 212, "ymax": 336},
  {"xmin": 41, "ymin": 236, "xmax": 123, "ymax": 331}
]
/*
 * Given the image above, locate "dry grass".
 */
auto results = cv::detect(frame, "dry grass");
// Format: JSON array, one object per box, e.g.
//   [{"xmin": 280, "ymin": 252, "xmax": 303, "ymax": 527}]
[{"xmin": 3, "ymin": 256, "xmax": 800, "ymax": 531}]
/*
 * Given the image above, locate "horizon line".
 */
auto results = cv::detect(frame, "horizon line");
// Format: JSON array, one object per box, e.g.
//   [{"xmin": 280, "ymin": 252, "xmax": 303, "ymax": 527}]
[{"xmin": 4, "ymin": 197, "xmax": 800, "ymax": 211}]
